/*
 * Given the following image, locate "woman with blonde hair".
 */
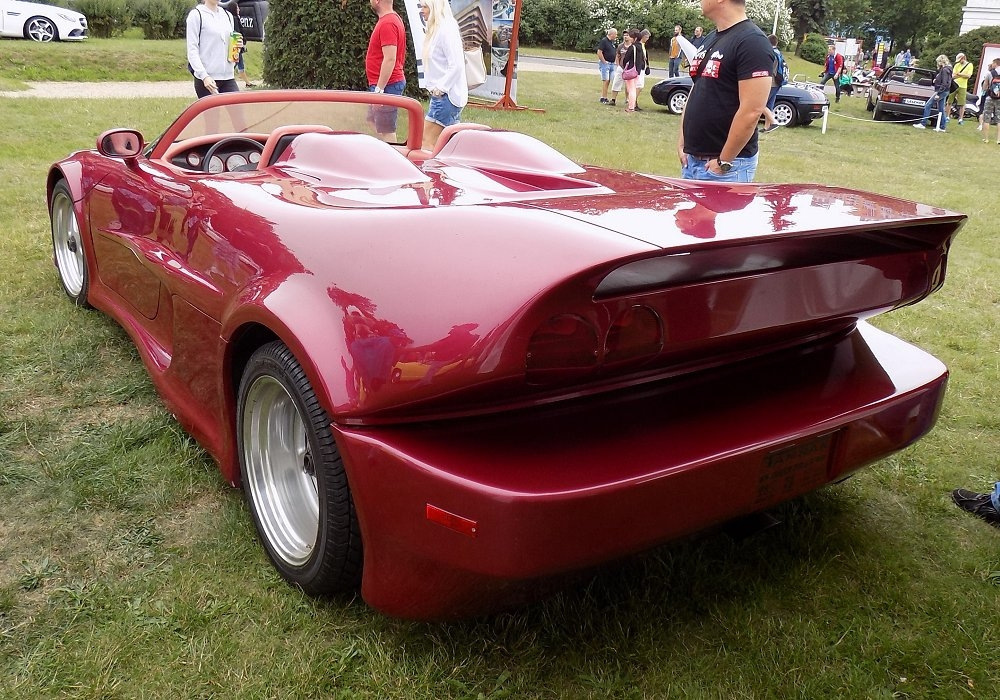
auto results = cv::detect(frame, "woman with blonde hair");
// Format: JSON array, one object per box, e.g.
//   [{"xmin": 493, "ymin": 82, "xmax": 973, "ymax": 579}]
[
  {"xmin": 419, "ymin": 0, "xmax": 468, "ymax": 149},
  {"xmin": 914, "ymin": 54, "xmax": 952, "ymax": 132}
]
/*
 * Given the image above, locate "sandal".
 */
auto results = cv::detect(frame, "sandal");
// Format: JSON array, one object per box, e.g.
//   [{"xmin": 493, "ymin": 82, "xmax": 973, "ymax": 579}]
[{"xmin": 245, "ymin": 81, "xmax": 258, "ymax": 88}]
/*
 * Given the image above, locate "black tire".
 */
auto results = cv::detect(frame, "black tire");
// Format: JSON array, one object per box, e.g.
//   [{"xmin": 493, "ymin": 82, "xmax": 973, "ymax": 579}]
[
  {"xmin": 50, "ymin": 180, "xmax": 91, "ymax": 307},
  {"xmin": 238, "ymin": 341, "xmax": 363, "ymax": 595},
  {"xmin": 872, "ymin": 101, "xmax": 887, "ymax": 121},
  {"xmin": 866, "ymin": 95, "xmax": 875, "ymax": 112},
  {"xmin": 25, "ymin": 16, "xmax": 58, "ymax": 42}
]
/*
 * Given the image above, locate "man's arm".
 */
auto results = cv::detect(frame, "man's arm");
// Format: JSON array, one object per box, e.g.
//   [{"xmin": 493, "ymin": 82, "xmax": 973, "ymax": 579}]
[
  {"xmin": 708, "ymin": 75, "xmax": 771, "ymax": 172},
  {"xmin": 377, "ymin": 44, "xmax": 397, "ymax": 89}
]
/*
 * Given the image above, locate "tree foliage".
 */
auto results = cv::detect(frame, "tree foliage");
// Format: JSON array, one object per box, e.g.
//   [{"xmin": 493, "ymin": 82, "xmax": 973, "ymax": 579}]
[
  {"xmin": 923, "ymin": 25, "xmax": 1000, "ymax": 71},
  {"xmin": 789, "ymin": 0, "xmax": 825, "ymax": 54}
]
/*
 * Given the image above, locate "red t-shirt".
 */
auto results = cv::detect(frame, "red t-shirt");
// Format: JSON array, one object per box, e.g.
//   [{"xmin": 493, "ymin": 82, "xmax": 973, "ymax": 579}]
[{"xmin": 366, "ymin": 12, "xmax": 406, "ymax": 86}]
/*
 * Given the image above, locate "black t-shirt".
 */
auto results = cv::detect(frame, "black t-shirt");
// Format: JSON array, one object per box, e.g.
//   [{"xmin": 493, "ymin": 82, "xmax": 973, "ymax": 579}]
[
  {"xmin": 682, "ymin": 19, "xmax": 774, "ymax": 159},
  {"xmin": 598, "ymin": 37, "xmax": 617, "ymax": 63}
]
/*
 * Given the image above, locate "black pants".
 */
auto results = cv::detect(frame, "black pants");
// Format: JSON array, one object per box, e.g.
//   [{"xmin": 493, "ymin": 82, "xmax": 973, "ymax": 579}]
[
  {"xmin": 820, "ymin": 72, "xmax": 841, "ymax": 100},
  {"xmin": 194, "ymin": 78, "xmax": 240, "ymax": 99}
]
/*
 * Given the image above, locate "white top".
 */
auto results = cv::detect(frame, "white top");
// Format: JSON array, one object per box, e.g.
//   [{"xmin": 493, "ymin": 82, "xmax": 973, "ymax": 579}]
[
  {"xmin": 424, "ymin": 17, "xmax": 468, "ymax": 108},
  {"xmin": 187, "ymin": 5, "xmax": 235, "ymax": 81}
]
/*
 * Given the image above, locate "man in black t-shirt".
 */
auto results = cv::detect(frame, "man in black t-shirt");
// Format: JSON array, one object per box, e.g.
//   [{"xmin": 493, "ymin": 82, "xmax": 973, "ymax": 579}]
[
  {"xmin": 677, "ymin": 0, "xmax": 773, "ymax": 182},
  {"xmin": 597, "ymin": 28, "xmax": 618, "ymax": 104}
]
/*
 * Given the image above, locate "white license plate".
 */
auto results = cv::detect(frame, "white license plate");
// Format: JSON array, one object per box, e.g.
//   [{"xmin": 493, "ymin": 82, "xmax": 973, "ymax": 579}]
[{"xmin": 903, "ymin": 98, "xmax": 925, "ymax": 106}]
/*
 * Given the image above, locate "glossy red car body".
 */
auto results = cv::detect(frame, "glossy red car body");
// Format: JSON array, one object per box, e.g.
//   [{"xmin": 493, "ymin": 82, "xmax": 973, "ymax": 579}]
[{"xmin": 48, "ymin": 90, "xmax": 964, "ymax": 619}]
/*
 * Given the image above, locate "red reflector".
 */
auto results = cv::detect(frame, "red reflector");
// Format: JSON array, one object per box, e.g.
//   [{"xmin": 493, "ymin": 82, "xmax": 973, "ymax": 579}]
[
  {"xmin": 426, "ymin": 504, "xmax": 478, "ymax": 538},
  {"xmin": 605, "ymin": 305, "xmax": 663, "ymax": 364}
]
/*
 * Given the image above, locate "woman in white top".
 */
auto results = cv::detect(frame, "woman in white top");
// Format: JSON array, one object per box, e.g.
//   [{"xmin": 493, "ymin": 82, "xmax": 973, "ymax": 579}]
[
  {"xmin": 187, "ymin": 0, "xmax": 241, "ymax": 98},
  {"xmin": 419, "ymin": 0, "xmax": 468, "ymax": 150}
]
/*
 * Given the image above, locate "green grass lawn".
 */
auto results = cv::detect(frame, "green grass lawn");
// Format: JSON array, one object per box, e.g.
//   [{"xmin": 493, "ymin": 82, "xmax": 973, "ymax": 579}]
[{"xmin": 1, "ymin": 38, "xmax": 999, "ymax": 699}]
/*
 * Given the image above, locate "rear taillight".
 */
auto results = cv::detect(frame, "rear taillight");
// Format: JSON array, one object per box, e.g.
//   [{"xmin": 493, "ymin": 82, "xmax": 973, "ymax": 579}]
[
  {"xmin": 526, "ymin": 306, "xmax": 662, "ymax": 385},
  {"xmin": 605, "ymin": 305, "xmax": 663, "ymax": 365},
  {"xmin": 525, "ymin": 314, "xmax": 598, "ymax": 384}
]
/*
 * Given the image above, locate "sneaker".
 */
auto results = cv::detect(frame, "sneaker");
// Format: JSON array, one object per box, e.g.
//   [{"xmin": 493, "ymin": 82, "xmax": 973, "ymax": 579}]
[
  {"xmin": 952, "ymin": 489, "xmax": 1000, "ymax": 528},
  {"xmin": 600, "ymin": 97, "xmax": 608, "ymax": 104},
  {"xmin": 634, "ymin": 106, "xmax": 643, "ymax": 111},
  {"xmin": 608, "ymin": 99, "xmax": 616, "ymax": 106},
  {"xmin": 933, "ymin": 128, "xmax": 946, "ymax": 132},
  {"xmin": 977, "ymin": 124, "xmax": 983, "ymax": 131},
  {"xmin": 913, "ymin": 123, "xmax": 926, "ymax": 129},
  {"xmin": 762, "ymin": 124, "xmax": 781, "ymax": 133},
  {"xmin": 958, "ymin": 119, "xmax": 964, "ymax": 124}
]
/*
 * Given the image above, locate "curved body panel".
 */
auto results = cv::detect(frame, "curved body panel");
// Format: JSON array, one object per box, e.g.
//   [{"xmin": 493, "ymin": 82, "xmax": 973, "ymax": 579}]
[{"xmin": 48, "ymin": 90, "xmax": 964, "ymax": 619}]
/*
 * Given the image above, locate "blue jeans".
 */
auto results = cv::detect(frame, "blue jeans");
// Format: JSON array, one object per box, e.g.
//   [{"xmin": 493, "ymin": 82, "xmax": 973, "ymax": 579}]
[
  {"xmin": 599, "ymin": 61, "xmax": 615, "ymax": 81},
  {"xmin": 921, "ymin": 91, "xmax": 949, "ymax": 129},
  {"xmin": 681, "ymin": 153, "xmax": 758, "ymax": 182},
  {"xmin": 992, "ymin": 483, "xmax": 1000, "ymax": 511},
  {"xmin": 669, "ymin": 56, "xmax": 681, "ymax": 78},
  {"xmin": 368, "ymin": 80, "xmax": 406, "ymax": 135}
]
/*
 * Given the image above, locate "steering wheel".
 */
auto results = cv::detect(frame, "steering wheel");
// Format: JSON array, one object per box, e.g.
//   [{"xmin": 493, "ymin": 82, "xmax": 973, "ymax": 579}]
[{"xmin": 202, "ymin": 136, "xmax": 264, "ymax": 173}]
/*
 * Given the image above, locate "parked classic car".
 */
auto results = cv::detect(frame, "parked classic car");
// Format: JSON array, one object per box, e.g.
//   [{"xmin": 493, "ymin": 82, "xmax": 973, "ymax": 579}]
[
  {"xmin": 48, "ymin": 90, "xmax": 964, "ymax": 619},
  {"xmin": 649, "ymin": 75, "xmax": 829, "ymax": 126},
  {"xmin": 867, "ymin": 65, "xmax": 945, "ymax": 121},
  {"xmin": 0, "ymin": 0, "xmax": 87, "ymax": 41}
]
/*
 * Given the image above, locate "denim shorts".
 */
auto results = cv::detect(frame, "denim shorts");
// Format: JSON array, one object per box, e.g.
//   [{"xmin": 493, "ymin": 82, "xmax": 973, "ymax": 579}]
[
  {"xmin": 681, "ymin": 153, "xmax": 759, "ymax": 183},
  {"xmin": 368, "ymin": 80, "xmax": 406, "ymax": 135},
  {"xmin": 426, "ymin": 94, "xmax": 463, "ymax": 128},
  {"xmin": 599, "ymin": 61, "xmax": 615, "ymax": 81}
]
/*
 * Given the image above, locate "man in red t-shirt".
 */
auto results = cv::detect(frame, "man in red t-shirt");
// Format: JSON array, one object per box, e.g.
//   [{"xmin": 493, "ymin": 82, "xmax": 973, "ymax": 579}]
[{"xmin": 366, "ymin": 0, "xmax": 407, "ymax": 141}]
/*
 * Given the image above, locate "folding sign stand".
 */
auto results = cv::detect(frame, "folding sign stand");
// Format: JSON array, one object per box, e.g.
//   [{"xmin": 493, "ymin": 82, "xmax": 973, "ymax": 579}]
[{"xmin": 467, "ymin": 0, "xmax": 544, "ymax": 113}]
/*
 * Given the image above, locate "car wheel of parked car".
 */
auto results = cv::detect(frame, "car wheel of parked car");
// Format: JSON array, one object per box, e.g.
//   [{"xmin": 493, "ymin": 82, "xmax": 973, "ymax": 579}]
[
  {"xmin": 872, "ymin": 100, "xmax": 887, "ymax": 121},
  {"xmin": 238, "ymin": 341, "xmax": 363, "ymax": 594},
  {"xmin": 26, "ymin": 16, "xmax": 58, "ymax": 42},
  {"xmin": 667, "ymin": 90, "xmax": 689, "ymax": 115},
  {"xmin": 50, "ymin": 180, "xmax": 90, "ymax": 307},
  {"xmin": 866, "ymin": 94, "xmax": 875, "ymax": 112},
  {"xmin": 772, "ymin": 101, "xmax": 796, "ymax": 127}
]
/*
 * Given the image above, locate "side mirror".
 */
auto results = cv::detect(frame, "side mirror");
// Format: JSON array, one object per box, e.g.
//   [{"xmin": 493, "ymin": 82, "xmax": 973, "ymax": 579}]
[{"xmin": 97, "ymin": 129, "xmax": 144, "ymax": 161}]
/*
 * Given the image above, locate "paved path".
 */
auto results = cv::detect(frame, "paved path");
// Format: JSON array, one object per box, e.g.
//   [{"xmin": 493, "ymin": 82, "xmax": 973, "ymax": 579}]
[{"xmin": 0, "ymin": 55, "xmax": 667, "ymax": 99}]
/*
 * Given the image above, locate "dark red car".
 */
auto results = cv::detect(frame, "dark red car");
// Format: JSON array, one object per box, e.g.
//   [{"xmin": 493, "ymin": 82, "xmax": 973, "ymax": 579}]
[{"xmin": 48, "ymin": 90, "xmax": 964, "ymax": 619}]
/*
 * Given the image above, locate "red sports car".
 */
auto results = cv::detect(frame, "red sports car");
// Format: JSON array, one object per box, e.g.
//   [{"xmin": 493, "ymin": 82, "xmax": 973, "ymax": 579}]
[{"xmin": 48, "ymin": 90, "xmax": 964, "ymax": 620}]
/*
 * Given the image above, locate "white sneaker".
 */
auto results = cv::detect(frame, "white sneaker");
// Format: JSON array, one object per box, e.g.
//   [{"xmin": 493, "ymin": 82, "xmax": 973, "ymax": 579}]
[
  {"xmin": 933, "ymin": 128, "xmax": 946, "ymax": 132},
  {"xmin": 977, "ymin": 124, "xmax": 983, "ymax": 131},
  {"xmin": 913, "ymin": 123, "xmax": 925, "ymax": 129}
]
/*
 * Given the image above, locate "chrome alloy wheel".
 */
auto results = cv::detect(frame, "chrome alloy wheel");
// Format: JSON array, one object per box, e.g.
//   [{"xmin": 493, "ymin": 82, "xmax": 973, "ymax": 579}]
[
  {"xmin": 51, "ymin": 188, "xmax": 85, "ymax": 298},
  {"xmin": 27, "ymin": 17, "xmax": 57, "ymax": 42},
  {"xmin": 241, "ymin": 374, "xmax": 320, "ymax": 567}
]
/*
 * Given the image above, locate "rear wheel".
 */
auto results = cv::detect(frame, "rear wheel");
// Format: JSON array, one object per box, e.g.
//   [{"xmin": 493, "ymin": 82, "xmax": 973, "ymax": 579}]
[
  {"xmin": 667, "ymin": 89, "xmax": 689, "ymax": 115},
  {"xmin": 772, "ymin": 101, "xmax": 796, "ymax": 127},
  {"xmin": 25, "ymin": 16, "xmax": 57, "ymax": 42},
  {"xmin": 872, "ymin": 100, "xmax": 887, "ymax": 121},
  {"xmin": 50, "ymin": 180, "xmax": 90, "ymax": 307},
  {"xmin": 238, "ymin": 341, "xmax": 362, "ymax": 595}
]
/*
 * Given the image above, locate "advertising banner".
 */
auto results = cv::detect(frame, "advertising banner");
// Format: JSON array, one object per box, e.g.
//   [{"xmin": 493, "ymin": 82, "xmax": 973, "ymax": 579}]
[{"xmin": 402, "ymin": 0, "xmax": 518, "ymax": 102}]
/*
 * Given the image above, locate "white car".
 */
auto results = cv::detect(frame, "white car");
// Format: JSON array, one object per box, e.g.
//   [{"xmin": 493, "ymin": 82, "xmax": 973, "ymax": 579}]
[{"xmin": 1, "ymin": 0, "xmax": 88, "ymax": 42}]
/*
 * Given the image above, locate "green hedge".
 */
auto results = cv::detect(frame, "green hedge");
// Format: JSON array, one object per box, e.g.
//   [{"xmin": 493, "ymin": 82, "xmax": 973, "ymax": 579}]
[
  {"xmin": 800, "ymin": 33, "xmax": 828, "ymax": 65},
  {"xmin": 73, "ymin": 0, "xmax": 131, "ymax": 38},
  {"xmin": 132, "ymin": 0, "xmax": 190, "ymax": 40},
  {"xmin": 922, "ymin": 26, "xmax": 1000, "ymax": 74}
]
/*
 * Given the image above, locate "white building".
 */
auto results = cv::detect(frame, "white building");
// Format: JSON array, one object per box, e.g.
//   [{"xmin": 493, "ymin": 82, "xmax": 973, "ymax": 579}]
[{"xmin": 961, "ymin": 0, "xmax": 1000, "ymax": 33}]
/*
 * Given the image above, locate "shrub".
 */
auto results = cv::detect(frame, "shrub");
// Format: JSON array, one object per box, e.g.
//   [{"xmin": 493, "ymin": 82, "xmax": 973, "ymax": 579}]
[
  {"xmin": 922, "ymin": 26, "xmax": 1000, "ymax": 74},
  {"xmin": 73, "ymin": 0, "xmax": 131, "ymax": 38},
  {"xmin": 133, "ymin": 0, "xmax": 189, "ymax": 40},
  {"xmin": 263, "ymin": 0, "xmax": 419, "ymax": 96},
  {"xmin": 521, "ymin": 0, "xmax": 595, "ymax": 52},
  {"xmin": 800, "ymin": 33, "xmax": 828, "ymax": 65},
  {"xmin": 644, "ymin": 1, "xmax": 705, "ymax": 52}
]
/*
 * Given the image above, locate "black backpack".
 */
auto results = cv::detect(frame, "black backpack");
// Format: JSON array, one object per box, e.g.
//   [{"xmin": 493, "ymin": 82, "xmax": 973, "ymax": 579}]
[{"xmin": 990, "ymin": 69, "xmax": 1000, "ymax": 99}]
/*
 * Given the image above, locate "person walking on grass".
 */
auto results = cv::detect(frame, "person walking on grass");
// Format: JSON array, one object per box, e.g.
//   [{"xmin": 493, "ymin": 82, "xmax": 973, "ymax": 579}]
[
  {"xmin": 819, "ymin": 44, "xmax": 844, "ymax": 103},
  {"xmin": 620, "ymin": 29, "xmax": 646, "ymax": 114},
  {"xmin": 952, "ymin": 52, "xmax": 974, "ymax": 124},
  {"xmin": 186, "ymin": 0, "xmax": 241, "ymax": 98},
  {"xmin": 913, "ymin": 55, "xmax": 952, "ymax": 132},
  {"xmin": 980, "ymin": 58, "xmax": 1000, "ymax": 143},
  {"xmin": 597, "ymin": 28, "xmax": 618, "ymax": 104}
]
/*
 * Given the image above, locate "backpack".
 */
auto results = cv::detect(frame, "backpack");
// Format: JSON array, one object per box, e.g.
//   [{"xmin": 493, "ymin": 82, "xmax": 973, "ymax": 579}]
[
  {"xmin": 772, "ymin": 49, "xmax": 788, "ymax": 87},
  {"xmin": 990, "ymin": 69, "xmax": 1000, "ymax": 99}
]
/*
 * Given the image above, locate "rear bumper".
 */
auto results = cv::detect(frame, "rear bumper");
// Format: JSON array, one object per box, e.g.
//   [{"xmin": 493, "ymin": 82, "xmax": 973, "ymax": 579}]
[{"xmin": 335, "ymin": 322, "xmax": 947, "ymax": 619}]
